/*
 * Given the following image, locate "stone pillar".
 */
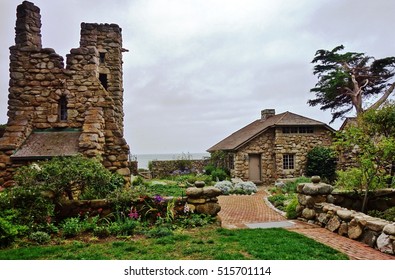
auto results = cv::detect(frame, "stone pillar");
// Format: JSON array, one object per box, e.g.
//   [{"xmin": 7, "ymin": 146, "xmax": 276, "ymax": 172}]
[
  {"xmin": 296, "ymin": 176, "xmax": 334, "ymax": 222},
  {"xmin": 185, "ymin": 181, "xmax": 222, "ymax": 216},
  {"xmin": 15, "ymin": 1, "xmax": 42, "ymax": 49}
]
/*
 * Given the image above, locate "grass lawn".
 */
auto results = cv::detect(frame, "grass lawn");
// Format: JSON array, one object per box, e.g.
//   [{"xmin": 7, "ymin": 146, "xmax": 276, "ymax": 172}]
[{"xmin": 0, "ymin": 226, "xmax": 348, "ymax": 260}]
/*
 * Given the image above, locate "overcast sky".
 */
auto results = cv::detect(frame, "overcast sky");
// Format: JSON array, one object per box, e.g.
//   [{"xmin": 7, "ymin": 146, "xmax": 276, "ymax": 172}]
[{"xmin": 1, "ymin": 0, "xmax": 395, "ymax": 154}]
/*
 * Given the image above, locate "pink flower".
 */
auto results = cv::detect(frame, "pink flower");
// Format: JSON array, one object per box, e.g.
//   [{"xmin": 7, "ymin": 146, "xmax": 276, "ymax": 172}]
[{"xmin": 128, "ymin": 207, "xmax": 139, "ymax": 219}]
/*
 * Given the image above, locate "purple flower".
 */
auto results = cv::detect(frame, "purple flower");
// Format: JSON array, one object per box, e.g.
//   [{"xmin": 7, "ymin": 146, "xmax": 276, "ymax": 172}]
[
  {"xmin": 154, "ymin": 195, "xmax": 165, "ymax": 203},
  {"xmin": 128, "ymin": 207, "xmax": 139, "ymax": 219}
]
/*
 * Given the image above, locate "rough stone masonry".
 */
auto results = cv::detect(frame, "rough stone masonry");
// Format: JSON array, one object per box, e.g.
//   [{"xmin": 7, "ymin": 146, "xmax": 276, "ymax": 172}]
[{"xmin": 0, "ymin": 1, "xmax": 131, "ymax": 187}]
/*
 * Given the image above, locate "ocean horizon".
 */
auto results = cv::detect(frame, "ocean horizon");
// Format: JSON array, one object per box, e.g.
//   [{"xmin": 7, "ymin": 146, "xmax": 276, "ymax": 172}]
[{"xmin": 134, "ymin": 152, "xmax": 210, "ymax": 169}]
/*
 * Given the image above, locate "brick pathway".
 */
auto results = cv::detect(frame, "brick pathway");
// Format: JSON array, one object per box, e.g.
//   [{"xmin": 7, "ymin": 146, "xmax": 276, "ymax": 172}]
[{"xmin": 217, "ymin": 187, "xmax": 395, "ymax": 260}]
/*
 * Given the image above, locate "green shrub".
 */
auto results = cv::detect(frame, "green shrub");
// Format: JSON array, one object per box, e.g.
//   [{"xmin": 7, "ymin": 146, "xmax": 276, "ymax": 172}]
[
  {"xmin": 29, "ymin": 231, "xmax": 51, "ymax": 245},
  {"xmin": 14, "ymin": 155, "xmax": 124, "ymax": 201},
  {"xmin": 93, "ymin": 226, "xmax": 111, "ymax": 238},
  {"xmin": 282, "ymin": 177, "xmax": 311, "ymax": 194},
  {"xmin": 306, "ymin": 147, "xmax": 337, "ymax": 183},
  {"xmin": 132, "ymin": 176, "xmax": 145, "ymax": 186},
  {"xmin": 335, "ymin": 168, "xmax": 364, "ymax": 191},
  {"xmin": 211, "ymin": 169, "xmax": 228, "ymax": 181},
  {"xmin": 60, "ymin": 217, "xmax": 84, "ymax": 238},
  {"xmin": 285, "ymin": 197, "xmax": 298, "ymax": 219},
  {"xmin": 176, "ymin": 213, "xmax": 216, "ymax": 228},
  {"xmin": 146, "ymin": 225, "xmax": 173, "ymax": 238},
  {"xmin": 108, "ymin": 219, "xmax": 140, "ymax": 236},
  {"xmin": 0, "ymin": 186, "xmax": 54, "ymax": 231},
  {"xmin": 368, "ymin": 207, "xmax": 395, "ymax": 222},
  {"xmin": 204, "ymin": 164, "xmax": 216, "ymax": 175},
  {"xmin": 0, "ymin": 214, "xmax": 28, "ymax": 248},
  {"xmin": 268, "ymin": 194, "xmax": 287, "ymax": 208}
]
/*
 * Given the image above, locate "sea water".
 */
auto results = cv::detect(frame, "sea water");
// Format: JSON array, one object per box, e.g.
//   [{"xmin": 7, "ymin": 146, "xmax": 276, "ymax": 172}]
[{"xmin": 134, "ymin": 153, "xmax": 210, "ymax": 169}]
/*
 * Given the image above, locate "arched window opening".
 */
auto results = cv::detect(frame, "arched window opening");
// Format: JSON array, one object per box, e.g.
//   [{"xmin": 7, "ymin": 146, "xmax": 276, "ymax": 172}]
[{"xmin": 59, "ymin": 96, "xmax": 68, "ymax": 121}]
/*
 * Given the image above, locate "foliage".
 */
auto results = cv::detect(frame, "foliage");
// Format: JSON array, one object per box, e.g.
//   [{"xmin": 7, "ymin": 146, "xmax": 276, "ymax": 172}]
[
  {"xmin": 13, "ymin": 155, "xmax": 124, "ymax": 201},
  {"xmin": 234, "ymin": 181, "xmax": 258, "ymax": 195},
  {"xmin": 335, "ymin": 168, "xmax": 364, "ymax": 191},
  {"xmin": 145, "ymin": 223, "xmax": 174, "ymax": 238},
  {"xmin": 334, "ymin": 103, "xmax": 395, "ymax": 211},
  {"xmin": 368, "ymin": 207, "xmax": 395, "ymax": 222},
  {"xmin": 175, "ymin": 213, "xmax": 217, "ymax": 228},
  {"xmin": 305, "ymin": 146, "xmax": 337, "ymax": 182},
  {"xmin": 131, "ymin": 176, "xmax": 145, "ymax": 186},
  {"xmin": 149, "ymin": 183, "xmax": 186, "ymax": 197},
  {"xmin": 60, "ymin": 217, "xmax": 85, "ymax": 238},
  {"xmin": 210, "ymin": 168, "xmax": 228, "ymax": 181},
  {"xmin": 214, "ymin": 181, "xmax": 233, "ymax": 195},
  {"xmin": 29, "ymin": 231, "xmax": 51, "ymax": 245},
  {"xmin": 0, "ymin": 186, "xmax": 55, "ymax": 232},
  {"xmin": 106, "ymin": 219, "xmax": 140, "ymax": 236},
  {"xmin": 0, "ymin": 211, "xmax": 29, "ymax": 248},
  {"xmin": 214, "ymin": 180, "xmax": 257, "ymax": 195},
  {"xmin": 309, "ymin": 45, "xmax": 395, "ymax": 122},
  {"xmin": 268, "ymin": 194, "xmax": 287, "ymax": 209},
  {"xmin": 268, "ymin": 177, "xmax": 310, "ymax": 213},
  {"xmin": 285, "ymin": 197, "xmax": 299, "ymax": 219},
  {"xmin": 209, "ymin": 151, "xmax": 228, "ymax": 169}
]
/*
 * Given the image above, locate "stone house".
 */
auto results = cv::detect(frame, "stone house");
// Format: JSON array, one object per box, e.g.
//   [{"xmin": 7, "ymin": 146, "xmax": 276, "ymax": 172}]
[
  {"xmin": 207, "ymin": 109, "xmax": 335, "ymax": 184},
  {"xmin": 0, "ymin": 1, "xmax": 130, "ymax": 187}
]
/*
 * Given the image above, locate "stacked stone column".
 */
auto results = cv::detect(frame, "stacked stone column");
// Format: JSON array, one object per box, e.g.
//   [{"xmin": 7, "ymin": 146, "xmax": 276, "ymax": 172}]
[{"xmin": 186, "ymin": 181, "xmax": 222, "ymax": 216}]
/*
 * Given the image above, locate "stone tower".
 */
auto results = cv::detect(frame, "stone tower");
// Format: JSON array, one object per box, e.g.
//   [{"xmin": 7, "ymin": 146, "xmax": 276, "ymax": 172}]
[{"xmin": 0, "ymin": 1, "xmax": 131, "ymax": 187}]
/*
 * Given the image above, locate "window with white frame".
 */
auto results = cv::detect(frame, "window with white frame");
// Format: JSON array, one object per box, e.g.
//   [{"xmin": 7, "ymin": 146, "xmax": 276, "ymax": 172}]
[{"xmin": 283, "ymin": 154, "xmax": 295, "ymax": 170}]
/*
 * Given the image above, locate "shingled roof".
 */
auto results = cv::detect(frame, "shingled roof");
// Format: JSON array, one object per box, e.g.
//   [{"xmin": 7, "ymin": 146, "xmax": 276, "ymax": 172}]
[
  {"xmin": 11, "ymin": 129, "xmax": 81, "ymax": 160},
  {"xmin": 207, "ymin": 111, "xmax": 335, "ymax": 152}
]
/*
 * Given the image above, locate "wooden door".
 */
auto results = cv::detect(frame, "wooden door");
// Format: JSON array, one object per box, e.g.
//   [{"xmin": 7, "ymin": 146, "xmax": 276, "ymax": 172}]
[{"xmin": 249, "ymin": 154, "xmax": 261, "ymax": 182}]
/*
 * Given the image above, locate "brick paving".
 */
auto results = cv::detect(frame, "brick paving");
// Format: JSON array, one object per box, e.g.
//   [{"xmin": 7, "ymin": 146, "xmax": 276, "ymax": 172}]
[{"xmin": 217, "ymin": 187, "xmax": 395, "ymax": 260}]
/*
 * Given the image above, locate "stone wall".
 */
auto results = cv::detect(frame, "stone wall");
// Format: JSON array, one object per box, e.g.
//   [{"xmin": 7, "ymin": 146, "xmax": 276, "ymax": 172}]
[
  {"xmin": 56, "ymin": 181, "xmax": 221, "ymax": 220},
  {"xmin": 296, "ymin": 178, "xmax": 395, "ymax": 255},
  {"xmin": 233, "ymin": 129, "xmax": 275, "ymax": 184},
  {"xmin": 150, "ymin": 159, "xmax": 210, "ymax": 178},
  {"xmin": 0, "ymin": 1, "xmax": 130, "ymax": 187},
  {"xmin": 331, "ymin": 189, "xmax": 395, "ymax": 212},
  {"xmin": 232, "ymin": 126, "xmax": 333, "ymax": 184},
  {"xmin": 274, "ymin": 126, "xmax": 333, "ymax": 179}
]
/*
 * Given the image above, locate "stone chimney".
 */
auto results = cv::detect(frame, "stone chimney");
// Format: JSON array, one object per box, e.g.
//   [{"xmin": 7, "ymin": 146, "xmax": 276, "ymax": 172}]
[
  {"xmin": 15, "ymin": 1, "xmax": 42, "ymax": 49},
  {"xmin": 261, "ymin": 109, "xmax": 275, "ymax": 121}
]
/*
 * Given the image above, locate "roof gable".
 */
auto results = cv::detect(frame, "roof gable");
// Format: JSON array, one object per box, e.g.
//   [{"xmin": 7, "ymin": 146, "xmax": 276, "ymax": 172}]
[{"xmin": 207, "ymin": 111, "xmax": 334, "ymax": 152}]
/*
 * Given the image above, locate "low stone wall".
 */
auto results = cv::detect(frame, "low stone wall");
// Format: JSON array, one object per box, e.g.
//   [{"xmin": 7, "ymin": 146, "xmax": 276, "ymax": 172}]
[
  {"xmin": 331, "ymin": 189, "xmax": 395, "ymax": 212},
  {"xmin": 296, "ymin": 178, "xmax": 395, "ymax": 255},
  {"xmin": 150, "ymin": 159, "xmax": 210, "ymax": 178},
  {"xmin": 56, "ymin": 181, "xmax": 221, "ymax": 220}
]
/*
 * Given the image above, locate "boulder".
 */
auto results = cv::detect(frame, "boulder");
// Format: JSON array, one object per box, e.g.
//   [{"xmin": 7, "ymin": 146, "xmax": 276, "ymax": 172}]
[
  {"xmin": 383, "ymin": 223, "xmax": 395, "ymax": 235},
  {"xmin": 302, "ymin": 208, "xmax": 316, "ymax": 220},
  {"xmin": 326, "ymin": 216, "xmax": 341, "ymax": 232},
  {"xmin": 348, "ymin": 220, "xmax": 363, "ymax": 239},
  {"xmin": 302, "ymin": 183, "xmax": 333, "ymax": 195},
  {"xmin": 196, "ymin": 202, "xmax": 221, "ymax": 216},
  {"xmin": 202, "ymin": 186, "xmax": 222, "ymax": 197},
  {"xmin": 377, "ymin": 233, "xmax": 394, "ymax": 254},
  {"xmin": 186, "ymin": 187, "xmax": 203, "ymax": 198},
  {"xmin": 317, "ymin": 213, "xmax": 330, "ymax": 224},
  {"xmin": 365, "ymin": 219, "xmax": 389, "ymax": 232},
  {"xmin": 338, "ymin": 222, "xmax": 348, "ymax": 236},
  {"xmin": 336, "ymin": 210, "xmax": 354, "ymax": 221}
]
